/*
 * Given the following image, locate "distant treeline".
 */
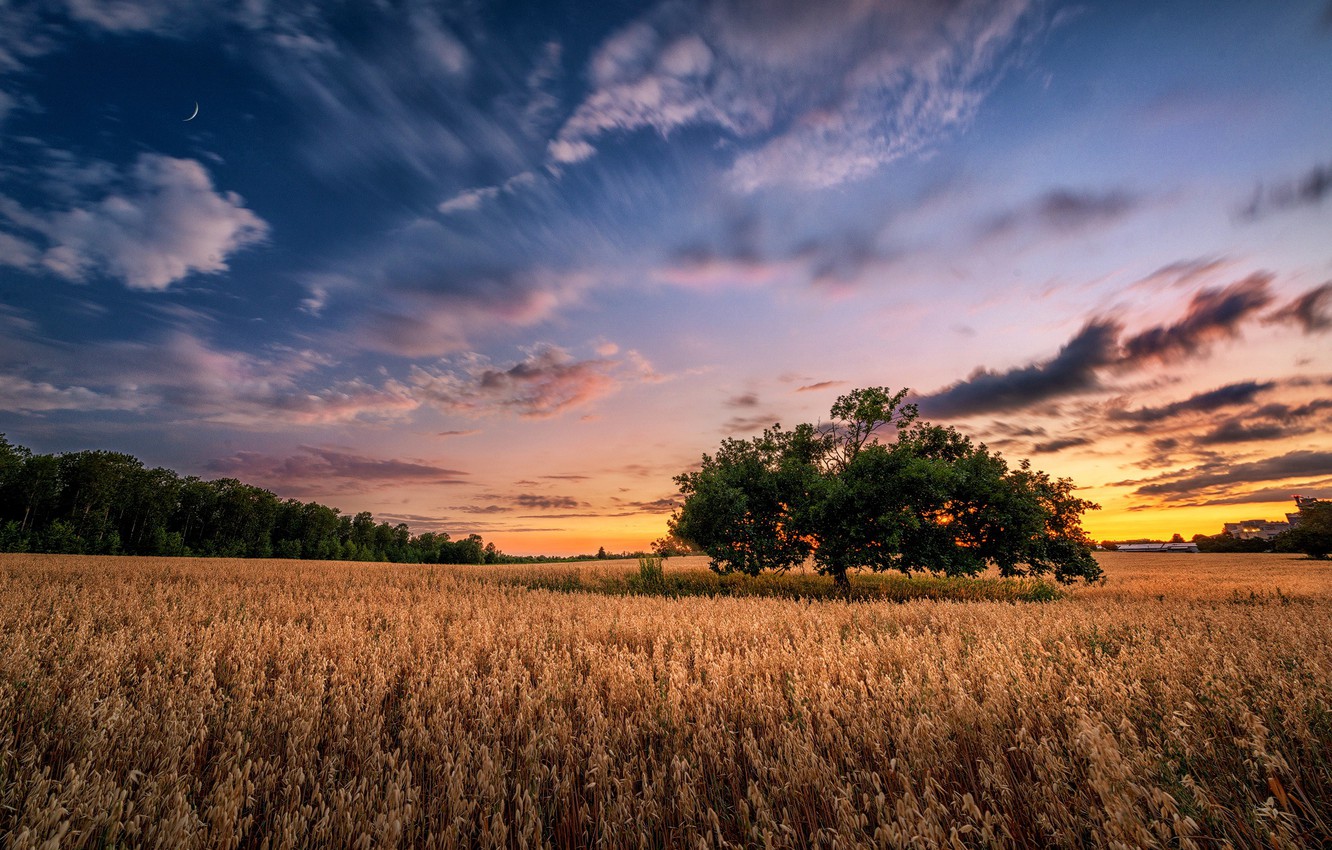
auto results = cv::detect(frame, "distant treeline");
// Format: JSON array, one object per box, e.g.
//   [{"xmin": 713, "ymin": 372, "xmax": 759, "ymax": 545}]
[
  {"xmin": 1100, "ymin": 534, "xmax": 1294, "ymax": 554},
  {"xmin": 0, "ymin": 435, "xmax": 608, "ymax": 563}
]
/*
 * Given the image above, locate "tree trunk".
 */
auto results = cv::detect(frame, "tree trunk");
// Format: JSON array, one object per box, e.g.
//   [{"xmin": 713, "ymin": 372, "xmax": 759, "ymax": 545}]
[{"xmin": 833, "ymin": 570, "xmax": 851, "ymax": 595}]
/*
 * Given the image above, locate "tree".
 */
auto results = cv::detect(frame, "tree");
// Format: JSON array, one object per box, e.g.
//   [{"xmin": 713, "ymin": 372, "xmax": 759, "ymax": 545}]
[
  {"xmin": 672, "ymin": 423, "xmax": 823, "ymax": 577},
  {"xmin": 671, "ymin": 387, "xmax": 1102, "ymax": 588},
  {"xmin": 1278, "ymin": 501, "xmax": 1332, "ymax": 559}
]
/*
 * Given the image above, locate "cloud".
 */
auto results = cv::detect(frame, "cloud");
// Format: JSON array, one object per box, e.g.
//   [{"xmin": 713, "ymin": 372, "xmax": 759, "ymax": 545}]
[
  {"xmin": 1267, "ymin": 282, "xmax": 1332, "ymax": 334},
  {"xmin": 1193, "ymin": 421, "xmax": 1303, "ymax": 445},
  {"xmin": 205, "ymin": 446, "xmax": 470, "ymax": 496},
  {"xmin": 0, "ymin": 331, "xmax": 419, "ymax": 425},
  {"xmin": 410, "ymin": 344, "xmax": 621, "ymax": 418},
  {"xmin": 1240, "ymin": 160, "xmax": 1332, "ymax": 219},
  {"xmin": 1129, "ymin": 450, "xmax": 1332, "ymax": 499},
  {"xmin": 796, "ymin": 380, "xmax": 846, "ymax": 393},
  {"xmin": 723, "ymin": 412, "xmax": 781, "ymax": 434},
  {"xmin": 1118, "ymin": 274, "xmax": 1274, "ymax": 365},
  {"xmin": 1110, "ymin": 380, "xmax": 1276, "ymax": 424},
  {"xmin": 460, "ymin": 493, "xmax": 589, "ymax": 512},
  {"xmin": 551, "ymin": 0, "xmax": 1045, "ymax": 191},
  {"xmin": 0, "ymin": 374, "xmax": 137, "ymax": 413},
  {"xmin": 511, "ymin": 494, "xmax": 584, "ymax": 510},
  {"xmin": 1030, "ymin": 436, "xmax": 1091, "ymax": 454},
  {"xmin": 916, "ymin": 275, "xmax": 1276, "ymax": 419},
  {"xmin": 983, "ymin": 189, "xmax": 1138, "ymax": 239},
  {"xmin": 916, "ymin": 320, "xmax": 1120, "ymax": 418},
  {"xmin": 0, "ymin": 154, "xmax": 267, "ymax": 290},
  {"xmin": 1181, "ymin": 482, "xmax": 1332, "ymax": 508},
  {"xmin": 725, "ymin": 392, "xmax": 759, "ymax": 407}
]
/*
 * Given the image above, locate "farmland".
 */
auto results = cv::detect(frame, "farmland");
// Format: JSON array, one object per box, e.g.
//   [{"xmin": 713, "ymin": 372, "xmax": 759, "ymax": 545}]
[{"xmin": 1, "ymin": 553, "xmax": 1329, "ymax": 848}]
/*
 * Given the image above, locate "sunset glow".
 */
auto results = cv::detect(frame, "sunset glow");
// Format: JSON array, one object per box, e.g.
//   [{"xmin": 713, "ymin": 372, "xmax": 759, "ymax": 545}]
[{"xmin": 1, "ymin": 1, "xmax": 1329, "ymax": 554}]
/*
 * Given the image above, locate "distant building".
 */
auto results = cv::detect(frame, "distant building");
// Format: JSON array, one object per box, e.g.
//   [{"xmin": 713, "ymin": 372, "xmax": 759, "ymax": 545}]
[
  {"xmin": 1222, "ymin": 519, "xmax": 1290, "ymax": 541},
  {"xmin": 1116, "ymin": 542, "xmax": 1200, "ymax": 553},
  {"xmin": 1287, "ymin": 495, "xmax": 1324, "ymax": 526}
]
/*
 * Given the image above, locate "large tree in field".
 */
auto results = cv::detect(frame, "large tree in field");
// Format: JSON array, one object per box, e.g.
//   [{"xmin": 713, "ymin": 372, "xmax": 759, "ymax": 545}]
[
  {"xmin": 671, "ymin": 387, "xmax": 1102, "ymax": 588},
  {"xmin": 1279, "ymin": 500, "xmax": 1332, "ymax": 559}
]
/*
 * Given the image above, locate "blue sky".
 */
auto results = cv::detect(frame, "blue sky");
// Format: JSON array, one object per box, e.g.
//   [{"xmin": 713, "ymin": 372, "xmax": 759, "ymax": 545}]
[{"xmin": 1, "ymin": 0, "xmax": 1330, "ymax": 552}]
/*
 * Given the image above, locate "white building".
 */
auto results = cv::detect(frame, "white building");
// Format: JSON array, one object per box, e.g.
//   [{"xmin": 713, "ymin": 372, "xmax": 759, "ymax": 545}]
[
  {"xmin": 1116, "ymin": 542, "xmax": 1200, "ymax": 553},
  {"xmin": 1222, "ymin": 519, "xmax": 1290, "ymax": 541}
]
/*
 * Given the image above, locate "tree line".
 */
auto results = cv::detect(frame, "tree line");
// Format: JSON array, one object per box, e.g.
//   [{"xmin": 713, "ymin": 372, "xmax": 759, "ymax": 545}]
[
  {"xmin": 671, "ymin": 387, "xmax": 1104, "ymax": 587},
  {"xmin": 0, "ymin": 434, "xmax": 579, "ymax": 563}
]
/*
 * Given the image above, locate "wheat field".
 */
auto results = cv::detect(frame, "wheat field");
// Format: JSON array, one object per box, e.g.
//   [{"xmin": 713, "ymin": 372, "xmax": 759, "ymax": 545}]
[{"xmin": 1, "ymin": 553, "xmax": 1329, "ymax": 849}]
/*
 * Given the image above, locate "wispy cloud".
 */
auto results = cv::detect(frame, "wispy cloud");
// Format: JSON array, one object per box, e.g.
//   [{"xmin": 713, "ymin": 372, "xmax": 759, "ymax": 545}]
[
  {"xmin": 205, "ymin": 445, "xmax": 470, "ymax": 496},
  {"xmin": 982, "ymin": 189, "xmax": 1139, "ymax": 239},
  {"xmin": 1240, "ymin": 160, "xmax": 1332, "ymax": 219},
  {"xmin": 550, "ymin": 0, "xmax": 1046, "ymax": 191},
  {"xmin": 1267, "ymin": 282, "xmax": 1332, "ymax": 334},
  {"xmin": 1109, "ymin": 381, "xmax": 1276, "ymax": 424},
  {"xmin": 1126, "ymin": 450, "xmax": 1332, "ymax": 500}
]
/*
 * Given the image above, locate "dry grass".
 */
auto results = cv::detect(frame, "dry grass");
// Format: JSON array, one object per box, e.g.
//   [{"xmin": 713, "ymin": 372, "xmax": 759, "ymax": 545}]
[{"xmin": 1, "ymin": 552, "xmax": 1329, "ymax": 848}]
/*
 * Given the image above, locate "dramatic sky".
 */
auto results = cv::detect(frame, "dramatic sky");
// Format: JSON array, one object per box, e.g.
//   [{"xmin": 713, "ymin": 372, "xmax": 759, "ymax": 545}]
[{"xmin": 2, "ymin": 0, "xmax": 1330, "ymax": 553}]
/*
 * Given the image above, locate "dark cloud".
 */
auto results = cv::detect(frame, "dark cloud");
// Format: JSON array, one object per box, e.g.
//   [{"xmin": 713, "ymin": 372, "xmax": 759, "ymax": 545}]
[
  {"xmin": 1119, "ymin": 274, "xmax": 1273, "ymax": 365},
  {"xmin": 541, "ymin": 473, "xmax": 591, "ymax": 481},
  {"xmin": 915, "ymin": 320, "xmax": 1120, "ymax": 418},
  {"xmin": 511, "ymin": 494, "xmax": 584, "ymax": 510},
  {"xmin": 453, "ymin": 504, "xmax": 511, "ymax": 514},
  {"xmin": 619, "ymin": 497, "xmax": 679, "ymax": 512},
  {"xmin": 1182, "ymin": 482, "xmax": 1332, "ymax": 507},
  {"xmin": 437, "ymin": 429, "xmax": 480, "ymax": 438},
  {"xmin": 1193, "ymin": 421, "xmax": 1301, "ymax": 445},
  {"xmin": 726, "ymin": 392, "xmax": 760, "ymax": 407},
  {"xmin": 984, "ymin": 189, "xmax": 1138, "ymax": 239},
  {"xmin": 1130, "ymin": 450, "xmax": 1332, "ymax": 499},
  {"xmin": 1240, "ymin": 160, "xmax": 1332, "ymax": 219},
  {"xmin": 914, "ymin": 274, "xmax": 1277, "ymax": 420},
  {"xmin": 471, "ymin": 493, "xmax": 587, "ymax": 511},
  {"xmin": 1110, "ymin": 380, "xmax": 1275, "ymax": 424},
  {"xmin": 1031, "ymin": 436, "xmax": 1091, "ymax": 454},
  {"xmin": 205, "ymin": 446, "xmax": 470, "ymax": 496},
  {"xmin": 1266, "ymin": 282, "xmax": 1332, "ymax": 334}
]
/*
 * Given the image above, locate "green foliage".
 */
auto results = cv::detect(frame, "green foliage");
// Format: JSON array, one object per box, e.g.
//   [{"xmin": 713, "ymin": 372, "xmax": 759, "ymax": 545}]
[
  {"xmin": 506, "ymin": 567, "xmax": 1064, "ymax": 603},
  {"xmin": 637, "ymin": 556, "xmax": 665, "ymax": 589},
  {"xmin": 0, "ymin": 432, "xmax": 542, "ymax": 566},
  {"xmin": 671, "ymin": 388, "xmax": 1102, "ymax": 586},
  {"xmin": 1191, "ymin": 532, "xmax": 1271, "ymax": 554},
  {"xmin": 1277, "ymin": 501, "xmax": 1332, "ymax": 559}
]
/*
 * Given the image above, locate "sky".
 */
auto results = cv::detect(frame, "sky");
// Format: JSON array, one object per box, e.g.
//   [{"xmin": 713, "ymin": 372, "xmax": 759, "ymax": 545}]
[{"xmin": 1, "ymin": 0, "xmax": 1330, "ymax": 554}]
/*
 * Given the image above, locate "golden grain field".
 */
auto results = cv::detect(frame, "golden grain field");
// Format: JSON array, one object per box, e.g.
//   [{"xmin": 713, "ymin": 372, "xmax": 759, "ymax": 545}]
[{"xmin": 1, "ymin": 553, "xmax": 1329, "ymax": 849}]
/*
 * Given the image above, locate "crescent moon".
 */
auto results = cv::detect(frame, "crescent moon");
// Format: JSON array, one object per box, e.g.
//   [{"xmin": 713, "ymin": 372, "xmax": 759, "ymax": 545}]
[{"xmin": 183, "ymin": 102, "xmax": 199, "ymax": 122}]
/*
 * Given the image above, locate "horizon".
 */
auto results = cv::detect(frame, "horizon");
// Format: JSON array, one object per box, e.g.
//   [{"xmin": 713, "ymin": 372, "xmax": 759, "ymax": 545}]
[{"xmin": 1, "ymin": 1, "xmax": 1330, "ymax": 556}]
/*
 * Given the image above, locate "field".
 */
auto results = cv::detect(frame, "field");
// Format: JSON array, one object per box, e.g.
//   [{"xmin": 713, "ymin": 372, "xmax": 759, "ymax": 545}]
[{"xmin": 1, "ymin": 553, "xmax": 1329, "ymax": 848}]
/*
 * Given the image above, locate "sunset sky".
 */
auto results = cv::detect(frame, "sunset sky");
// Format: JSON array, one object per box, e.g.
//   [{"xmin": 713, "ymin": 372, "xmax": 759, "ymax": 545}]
[{"xmin": 1, "ymin": 0, "xmax": 1330, "ymax": 554}]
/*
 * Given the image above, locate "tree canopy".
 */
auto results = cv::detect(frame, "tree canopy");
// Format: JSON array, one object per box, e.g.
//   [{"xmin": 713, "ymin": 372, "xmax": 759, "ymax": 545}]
[
  {"xmin": 0, "ymin": 433, "xmax": 587, "ymax": 564},
  {"xmin": 670, "ymin": 387, "xmax": 1102, "ymax": 587},
  {"xmin": 1278, "ymin": 500, "xmax": 1332, "ymax": 559}
]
